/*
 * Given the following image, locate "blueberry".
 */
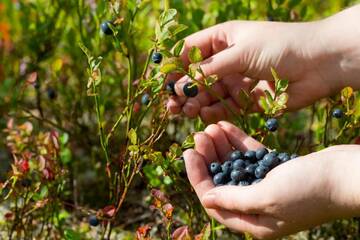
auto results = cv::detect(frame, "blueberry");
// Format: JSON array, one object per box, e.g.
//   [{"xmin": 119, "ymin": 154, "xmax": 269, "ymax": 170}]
[
  {"xmin": 262, "ymin": 152, "xmax": 279, "ymax": 168},
  {"xmin": 238, "ymin": 180, "xmax": 250, "ymax": 186},
  {"xmin": 245, "ymin": 164, "xmax": 258, "ymax": 176},
  {"xmin": 254, "ymin": 165, "xmax": 269, "ymax": 179},
  {"xmin": 47, "ymin": 87, "xmax": 57, "ymax": 100},
  {"xmin": 332, "ymin": 108, "xmax": 343, "ymax": 119},
  {"xmin": 213, "ymin": 172, "xmax": 226, "ymax": 186},
  {"xmin": 100, "ymin": 21, "xmax": 113, "ymax": 35},
  {"xmin": 232, "ymin": 159, "xmax": 246, "ymax": 170},
  {"xmin": 244, "ymin": 150, "xmax": 256, "ymax": 162},
  {"xmin": 252, "ymin": 178, "xmax": 263, "ymax": 185},
  {"xmin": 265, "ymin": 118, "xmax": 278, "ymax": 132},
  {"xmin": 141, "ymin": 94, "xmax": 150, "ymax": 105},
  {"xmin": 244, "ymin": 160, "xmax": 252, "ymax": 166},
  {"xmin": 278, "ymin": 152, "xmax": 290, "ymax": 163},
  {"xmin": 221, "ymin": 161, "xmax": 233, "ymax": 175},
  {"xmin": 230, "ymin": 169, "xmax": 247, "ymax": 181},
  {"xmin": 89, "ymin": 215, "xmax": 99, "ymax": 227},
  {"xmin": 166, "ymin": 81, "xmax": 177, "ymax": 96},
  {"xmin": 21, "ymin": 178, "xmax": 32, "ymax": 188},
  {"xmin": 227, "ymin": 180, "xmax": 238, "ymax": 185},
  {"xmin": 229, "ymin": 150, "xmax": 243, "ymax": 161},
  {"xmin": 209, "ymin": 162, "xmax": 222, "ymax": 175},
  {"xmin": 183, "ymin": 82, "xmax": 198, "ymax": 97},
  {"xmin": 151, "ymin": 52, "xmax": 163, "ymax": 64},
  {"xmin": 255, "ymin": 147, "xmax": 268, "ymax": 160},
  {"xmin": 290, "ymin": 153, "xmax": 299, "ymax": 159}
]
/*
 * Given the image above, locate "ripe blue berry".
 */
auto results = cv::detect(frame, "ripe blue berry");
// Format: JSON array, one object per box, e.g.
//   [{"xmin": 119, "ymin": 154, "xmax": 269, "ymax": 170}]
[
  {"xmin": 213, "ymin": 172, "xmax": 226, "ymax": 186},
  {"xmin": 166, "ymin": 81, "xmax": 176, "ymax": 96},
  {"xmin": 278, "ymin": 152, "xmax": 290, "ymax": 163},
  {"xmin": 262, "ymin": 152, "xmax": 279, "ymax": 168},
  {"xmin": 290, "ymin": 153, "xmax": 299, "ymax": 159},
  {"xmin": 183, "ymin": 82, "xmax": 198, "ymax": 97},
  {"xmin": 233, "ymin": 159, "xmax": 246, "ymax": 170},
  {"xmin": 47, "ymin": 87, "xmax": 57, "ymax": 100},
  {"xmin": 221, "ymin": 161, "xmax": 233, "ymax": 175},
  {"xmin": 89, "ymin": 215, "xmax": 99, "ymax": 227},
  {"xmin": 227, "ymin": 180, "xmax": 238, "ymax": 185},
  {"xmin": 229, "ymin": 150, "xmax": 243, "ymax": 161},
  {"xmin": 255, "ymin": 147, "xmax": 268, "ymax": 160},
  {"xmin": 141, "ymin": 94, "xmax": 150, "ymax": 105},
  {"xmin": 100, "ymin": 21, "xmax": 113, "ymax": 35},
  {"xmin": 245, "ymin": 164, "xmax": 258, "ymax": 176},
  {"xmin": 152, "ymin": 52, "xmax": 163, "ymax": 64},
  {"xmin": 254, "ymin": 165, "xmax": 269, "ymax": 179},
  {"xmin": 238, "ymin": 180, "xmax": 250, "ymax": 186},
  {"xmin": 332, "ymin": 108, "xmax": 343, "ymax": 119},
  {"xmin": 230, "ymin": 169, "xmax": 246, "ymax": 181},
  {"xmin": 209, "ymin": 162, "xmax": 222, "ymax": 175},
  {"xmin": 244, "ymin": 150, "xmax": 256, "ymax": 162},
  {"xmin": 265, "ymin": 118, "xmax": 278, "ymax": 132}
]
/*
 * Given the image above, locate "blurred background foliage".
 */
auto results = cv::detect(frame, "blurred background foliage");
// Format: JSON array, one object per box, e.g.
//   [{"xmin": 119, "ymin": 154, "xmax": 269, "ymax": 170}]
[{"xmin": 1, "ymin": 0, "xmax": 360, "ymax": 239}]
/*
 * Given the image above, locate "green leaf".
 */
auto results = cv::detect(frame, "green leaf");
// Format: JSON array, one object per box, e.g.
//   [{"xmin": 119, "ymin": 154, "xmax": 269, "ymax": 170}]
[
  {"xmin": 172, "ymin": 39, "xmax": 185, "ymax": 57},
  {"xmin": 64, "ymin": 229, "xmax": 82, "ymax": 240},
  {"xmin": 78, "ymin": 42, "xmax": 92, "ymax": 61},
  {"xmin": 160, "ymin": 57, "xmax": 183, "ymax": 74},
  {"xmin": 341, "ymin": 86, "xmax": 353, "ymax": 99},
  {"xmin": 188, "ymin": 46, "xmax": 203, "ymax": 63},
  {"xmin": 270, "ymin": 67, "xmax": 280, "ymax": 82},
  {"xmin": 275, "ymin": 79, "xmax": 288, "ymax": 95},
  {"xmin": 128, "ymin": 128, "xmax": 137, "ymax": 145},
  {"xmin": 159, "ymin": 9, "xmax": 177, "ymax": 27},
  {"xmin": 182, "ymin": 134, "xmax": 194, "ymax": 149},
  {"xmin": 168, "ymin": 23, "xmax": 188, "ymax": 36},
  {"xmin": 276, "ymin": 92, "xmax": 289, "ymax": 106},
  {"xmin": 264, "ymin": 90, "xmax": 274, "ymax": 105},
  {"xmin": 259, "ymin": 96, "xmax": 270, "ymax": 114},
  {"xmin": 60, "ymin": 148, "xmax": 72, "ymax": 164}
]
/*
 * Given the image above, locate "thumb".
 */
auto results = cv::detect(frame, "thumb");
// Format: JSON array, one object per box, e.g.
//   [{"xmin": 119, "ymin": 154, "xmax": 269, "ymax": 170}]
[
  {"xmin": 201, "ymin": 184, "xmax": 267, "ymax": 214},
  {"xmin": 175, "ymin": 46, "xmax": 241, "ymax": 97}
]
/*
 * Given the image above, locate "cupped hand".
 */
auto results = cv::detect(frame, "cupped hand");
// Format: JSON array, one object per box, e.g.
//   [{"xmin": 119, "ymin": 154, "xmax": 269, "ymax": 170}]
[
  {"xmin": 183, "ymin": 121, "xmax": 360, "ymax": 239},
  {"xmin": 167, "ymin": 20, "xmax": 344, "ymax": 123}
]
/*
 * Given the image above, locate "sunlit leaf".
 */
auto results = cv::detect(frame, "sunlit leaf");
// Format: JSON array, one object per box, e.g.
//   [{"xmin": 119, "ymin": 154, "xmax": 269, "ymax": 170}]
[{"xmin": 188, "ymin": 46, "xmax": 203, "ymax": 63}]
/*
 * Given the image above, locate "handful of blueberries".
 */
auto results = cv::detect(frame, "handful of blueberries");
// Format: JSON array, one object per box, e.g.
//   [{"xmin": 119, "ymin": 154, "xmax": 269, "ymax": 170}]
[{"xmin": 209, "ymin": 148, "xmax": 298, "ymax": 186}]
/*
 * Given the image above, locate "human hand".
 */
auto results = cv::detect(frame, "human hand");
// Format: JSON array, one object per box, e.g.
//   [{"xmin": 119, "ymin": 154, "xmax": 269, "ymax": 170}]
[
  {"xmin": 168, "ymin": 5, "xmax": 360, "ymax": 123},
  {"xmin": 183, "ymin": 121, "xmax": 360, "ymax": 239}
]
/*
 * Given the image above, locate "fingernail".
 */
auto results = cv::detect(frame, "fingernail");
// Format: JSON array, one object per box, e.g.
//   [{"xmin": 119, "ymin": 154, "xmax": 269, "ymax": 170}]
[{"xmin": 202, "ymin": 192, "xmax": 216, "ymax": 207}]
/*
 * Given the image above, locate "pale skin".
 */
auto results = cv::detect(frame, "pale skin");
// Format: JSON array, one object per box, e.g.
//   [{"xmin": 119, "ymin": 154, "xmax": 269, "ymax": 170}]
[{"xmin": 169, "ymin": 4, "xmax": 360, "ymax": 240}]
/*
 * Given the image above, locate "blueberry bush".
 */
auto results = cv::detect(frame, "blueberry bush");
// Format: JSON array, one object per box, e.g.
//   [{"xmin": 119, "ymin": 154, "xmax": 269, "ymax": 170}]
[{"xmin": 1, "ymin": 0, "xmax": 360, "ymax": 239}]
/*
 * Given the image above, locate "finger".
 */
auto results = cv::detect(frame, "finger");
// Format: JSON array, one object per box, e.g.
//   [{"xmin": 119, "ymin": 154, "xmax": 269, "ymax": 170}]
[
  {"xmin": 204, "ymin": 124, "xmax": 233, "ymax": 162},
  {"xmin": 202, "ymin": 185, "xmax": 268, "ymax": 214},
  {"xmin": 199, "ymin": 98, "xmax": 239, "ymax": 124},
  {"xmin": 182, "ymin": 83, "xmax": 228, "ymax": 119},
  {"xmin": 217, "ymin": 121, "xmax": 264, "ymax": 151},
  {"xmin": 167, "ymin": 96, "xmax": 187, "ymax": 114},
  {"xmin": 194, "ymin": 132, "xmax": 219, "ymax": 164},
  {"xmin": 183, "ymin": 149, "xmax": 214, "ymax": 199},
  {"xmin": 182, "ymin": 98, "xmax": 201, "ymax": 118},
  {"xmin": 180, "ymin": 23, "xmax": 231, "ymax": 67},
  {"xmin": 175, "ymin": 46, "xmax": 241, "ymax": 97},
  {"xmin": 206, "ymin": 208, "xmax": 279, "ymax": 239}
]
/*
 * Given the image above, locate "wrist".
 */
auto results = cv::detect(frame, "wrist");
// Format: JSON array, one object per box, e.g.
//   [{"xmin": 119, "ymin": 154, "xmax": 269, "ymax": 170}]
[
  {"xmin": 327, "ymin": 146, "xmax": 360, "ymax": 218},
  {"xmin": 314, "ymin": 5, "xmax": 360, "ymax": 92}
]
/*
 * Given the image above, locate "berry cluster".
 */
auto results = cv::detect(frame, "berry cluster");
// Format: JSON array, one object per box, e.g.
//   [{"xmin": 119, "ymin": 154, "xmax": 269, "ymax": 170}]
[{"xmin": 209, "ymin": 148, "xmax": 298, "ymax": 186}]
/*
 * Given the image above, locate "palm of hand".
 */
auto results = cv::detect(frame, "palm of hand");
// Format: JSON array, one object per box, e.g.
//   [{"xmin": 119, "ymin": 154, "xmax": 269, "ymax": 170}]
[{"xmin": 184, "ymin": 121, "xmax": 338, "ymax": 239}]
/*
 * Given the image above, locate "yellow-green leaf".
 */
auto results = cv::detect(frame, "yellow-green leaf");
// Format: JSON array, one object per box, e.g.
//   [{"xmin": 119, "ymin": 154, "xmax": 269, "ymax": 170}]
[
  {"xmin": 188, "ymin": 46, "xmax": 203, "ymax": 63},
  {"xmin": 128, "ymin": 128, "xmax": 137, "ymax": 145}
]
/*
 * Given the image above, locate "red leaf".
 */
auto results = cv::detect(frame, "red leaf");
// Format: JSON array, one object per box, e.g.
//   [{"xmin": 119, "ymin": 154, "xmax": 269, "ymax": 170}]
[
  {"xmin": 26, "ymin": 72, "xmax": 37, "ymax": 84},
  {"xmin": 162, "ymin": 203, "xmax": 174, "ymax": 219},
  {"xmin": 172, "ymin": 226, "xmax": 192, "ymax": 240},
  {"xmin": 102, "ymin": 205, "xmax": 116, "ymax": 218},
  {"xmin": 19, "ymin": 160, "xmax": 29, "ymax": 173},
  {"xmin": 136, "ymin": 224, "xmax": 151, "ymax": 240}
]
